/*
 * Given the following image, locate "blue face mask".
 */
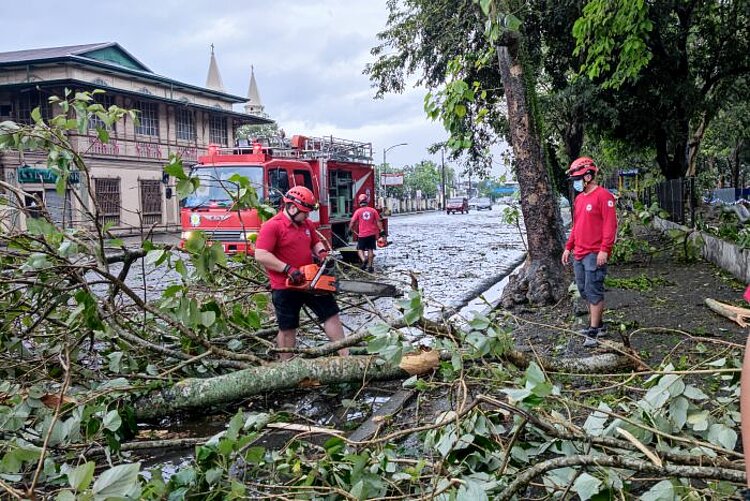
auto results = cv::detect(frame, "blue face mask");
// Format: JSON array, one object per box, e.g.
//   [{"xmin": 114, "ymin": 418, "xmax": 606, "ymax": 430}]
[{"xmin": 573, "ymin": 179, "xmax": 585, "ymax": 192}]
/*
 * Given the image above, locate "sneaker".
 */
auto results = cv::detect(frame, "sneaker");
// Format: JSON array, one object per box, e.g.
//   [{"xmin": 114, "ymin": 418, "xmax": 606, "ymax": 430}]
[
  {"xmin": 360, "ymin": 263, "xmax": 368, "ymax": 271},
  {"xmin": 367, "ymin": 266, "xmax": 374, "ymax": 273},
  {"xmin": 579, "ymin": 325, "xmax": 607, "ymax": 337},
  {"xmin": 582, "ymin": 335, "xmax": 598, "ymax": 348}
]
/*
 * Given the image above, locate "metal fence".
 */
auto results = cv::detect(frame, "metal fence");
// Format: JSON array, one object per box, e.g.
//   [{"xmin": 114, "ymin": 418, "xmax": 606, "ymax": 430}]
[{"xmin": 643, "ymin": 177, "xmax": 696, "ymax": 226}]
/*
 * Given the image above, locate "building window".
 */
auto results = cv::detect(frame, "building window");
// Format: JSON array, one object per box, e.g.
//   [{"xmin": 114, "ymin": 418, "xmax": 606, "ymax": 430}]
[
  {"xmin": 134, "ymin": 100, "xmax": 159, "ymax": 137},
  {"xmin": 88, "ymin": 93, "xmax": 116, "ymax": 132},
  {"xmin": 94, "ymin": 178, "xmax": 121, "ymax": 226},
  {"xmin": 139, "ymin": 179, "xmax": 162, "ymax": 225},
  {"xmin": 176, "ymin": 108, "xmax": 196, "ymax": 142},
  {"xmin": 16, "ymin": 91, "xmax": 52, "ymax": 124},
  {"xmin": 209, "ymin": 115, "xmax": 228, "ymax": 146}
]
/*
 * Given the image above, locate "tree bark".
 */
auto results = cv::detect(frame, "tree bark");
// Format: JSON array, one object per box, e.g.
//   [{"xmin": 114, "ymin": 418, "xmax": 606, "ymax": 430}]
[
  {"xmin": 134, "ymin": 351, "xmax": 440, "ymax": 420},
  {"xmin": 495, "ymin": 39, "xmax": 566, "ymax": 308}
]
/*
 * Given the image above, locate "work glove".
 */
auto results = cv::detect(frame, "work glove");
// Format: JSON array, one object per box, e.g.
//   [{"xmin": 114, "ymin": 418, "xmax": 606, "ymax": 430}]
[
  {"xmin": 379, "ymin": 230, "xmax": 386, "ymax": 237},
  {"xmin": 283, "ymin": 265, "xmax": 306, "ymax": 286}
]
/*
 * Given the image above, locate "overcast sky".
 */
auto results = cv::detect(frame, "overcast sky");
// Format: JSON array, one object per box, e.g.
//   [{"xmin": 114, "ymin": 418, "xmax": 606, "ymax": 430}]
[{"xmin": 2, "ymin": 0, "xmax": 509, "ymax": 177}]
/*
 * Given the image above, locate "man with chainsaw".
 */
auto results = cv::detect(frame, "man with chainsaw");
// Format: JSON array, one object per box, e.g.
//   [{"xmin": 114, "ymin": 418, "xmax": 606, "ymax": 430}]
[
  {"xmin": 255, "ymin": 186, "xmax": 348, "ymax": 360},
  {"xmin": 561, "ymin": 157, "xmax": 618, "ymax": 348},
  {"xmin": 349, "ymin": 193, "xmax": 385, "ymax": 273}
]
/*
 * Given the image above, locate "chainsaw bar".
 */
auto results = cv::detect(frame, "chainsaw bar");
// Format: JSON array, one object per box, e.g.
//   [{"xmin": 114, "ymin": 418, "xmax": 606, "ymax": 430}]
[{"xmin": 336, "ymin": 279, "xmax": 400, "ymax": 297}]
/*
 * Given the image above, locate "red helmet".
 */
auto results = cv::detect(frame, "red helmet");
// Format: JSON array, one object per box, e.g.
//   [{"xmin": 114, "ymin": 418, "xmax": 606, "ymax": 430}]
[
  {"xmin": 283, "ymin": 186, "xmax": 318, "ymax": 213},
  {"xmin": 358, "ymin": 193, "xmax": 369, "ymax": 205},
  {"xmin": 376, "ymin": 236, "xmax": 388, "ymax": 248},
  {"xmin": 566, "ymin": 157, "xmax": 598, "ymax": 179}
]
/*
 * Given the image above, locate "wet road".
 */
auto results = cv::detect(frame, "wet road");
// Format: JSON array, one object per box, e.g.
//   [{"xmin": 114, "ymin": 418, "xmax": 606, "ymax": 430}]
[
  {"xmin": 374, "ymin": 206, "xmax": 525, "ymax": 314},
  {"xmin": 117, "ymin": 205, "xmax": 526, "ymax": 323}
]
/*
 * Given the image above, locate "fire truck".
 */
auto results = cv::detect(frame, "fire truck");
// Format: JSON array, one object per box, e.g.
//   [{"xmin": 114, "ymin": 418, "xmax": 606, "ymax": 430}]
[{"xmin": 179, "ymin": 135, "xmax": 385, "ymax": 253}]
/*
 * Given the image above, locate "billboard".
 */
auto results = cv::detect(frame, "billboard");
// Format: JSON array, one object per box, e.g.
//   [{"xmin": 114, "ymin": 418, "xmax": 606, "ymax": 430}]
[{"xmin": 380, "ymin": 173, "xmax": 404, "ymax": 186}]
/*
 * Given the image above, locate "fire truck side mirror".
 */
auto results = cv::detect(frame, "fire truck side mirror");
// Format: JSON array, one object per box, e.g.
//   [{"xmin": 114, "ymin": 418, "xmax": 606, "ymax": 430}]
[
  {"xmin": 165, "ymin": 187, "xmax": 173, "ymax": 200},
  {"xmin": 161, "ymin": 172, "xmax": 169, "ymax": 184}
]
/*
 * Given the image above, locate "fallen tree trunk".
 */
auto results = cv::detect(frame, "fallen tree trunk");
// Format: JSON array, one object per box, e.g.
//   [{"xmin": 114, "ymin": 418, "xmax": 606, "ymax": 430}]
[
  {"xmin": 502, "ymin": 341, "xmax": 638, "ymax": 374},
  {"xmin": 134, "ymin": 351, "xmax": 440, "ymax": 420}
]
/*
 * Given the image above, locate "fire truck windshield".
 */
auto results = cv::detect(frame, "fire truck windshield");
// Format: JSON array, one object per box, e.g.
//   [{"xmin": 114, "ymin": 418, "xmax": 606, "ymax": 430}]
[{"xmin": 183, "ymin": 166, "xmax": 264, "ymax": 208}]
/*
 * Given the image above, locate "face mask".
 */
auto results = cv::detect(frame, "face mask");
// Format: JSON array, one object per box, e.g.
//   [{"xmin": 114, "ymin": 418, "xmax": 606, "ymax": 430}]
[{"xmin": 573, "ymin": 179, "xmax": 584, "ymax": 192}]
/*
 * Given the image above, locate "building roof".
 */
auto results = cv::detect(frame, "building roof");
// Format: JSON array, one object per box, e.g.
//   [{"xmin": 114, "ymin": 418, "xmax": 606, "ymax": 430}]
[
  {"xmin": 0, "ymin": 42, "xmax": 151, "ymax": 71},
  {"xmin": 0, "ymin": 42, "xmax": 250, "ymax": 104}
]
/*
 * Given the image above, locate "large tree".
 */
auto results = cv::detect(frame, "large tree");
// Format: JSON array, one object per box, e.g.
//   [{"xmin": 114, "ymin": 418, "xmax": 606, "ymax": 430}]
[
  {"xmin": 368, "ymin": 0, "xmax": 568, "ymax": 306},
  {"xmin": 573, "ymin": 0, "xmax": 750, "ymax": 179}
]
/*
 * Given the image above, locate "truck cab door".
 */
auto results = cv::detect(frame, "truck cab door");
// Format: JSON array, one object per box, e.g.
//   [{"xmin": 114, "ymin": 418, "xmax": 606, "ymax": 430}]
[{"xmin": 268, "ymin": 168, "xmax": 290, "ymax": 209}]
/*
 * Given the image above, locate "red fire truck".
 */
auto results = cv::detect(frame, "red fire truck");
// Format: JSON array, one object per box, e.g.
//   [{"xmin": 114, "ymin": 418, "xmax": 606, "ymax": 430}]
[{"xmin": 179, "ymin": 135, "xmax": 385, "ymax": 253}]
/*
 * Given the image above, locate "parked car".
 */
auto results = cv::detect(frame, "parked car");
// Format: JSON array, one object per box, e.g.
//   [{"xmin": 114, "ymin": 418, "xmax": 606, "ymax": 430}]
[
  {"xmin": 446, "ymin": 197, "xmax": 469, "ymax": 214},
  {"xmin": 469, "ymin": 197, "xmax": 493, "ymax": 210}
]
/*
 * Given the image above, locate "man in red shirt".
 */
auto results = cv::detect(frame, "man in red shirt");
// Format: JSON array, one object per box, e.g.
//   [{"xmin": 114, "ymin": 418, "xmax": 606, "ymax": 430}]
[
  {"xmin": 255, "ymin": 186, "xmax": 347, "ymax": 360},
  {"xmin": 561, "ymin": 157, "xmax": 618, "ymax": 347},
  {"xmin": 349, "ymin": 193, "xmax": 384, "ymax": 273}
]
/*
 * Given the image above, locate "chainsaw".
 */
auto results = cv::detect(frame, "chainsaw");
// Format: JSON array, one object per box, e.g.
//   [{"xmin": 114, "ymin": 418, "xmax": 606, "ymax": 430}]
[{"xmin": 286, "ymin": 259, "xmax": 400, "ymax": 297}]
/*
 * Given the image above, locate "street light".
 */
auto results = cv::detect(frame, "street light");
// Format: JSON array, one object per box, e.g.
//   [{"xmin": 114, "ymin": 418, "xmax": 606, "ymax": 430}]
[{"xmin": 381, "ymin": 142, "xmax": 408, "ymax": 202}]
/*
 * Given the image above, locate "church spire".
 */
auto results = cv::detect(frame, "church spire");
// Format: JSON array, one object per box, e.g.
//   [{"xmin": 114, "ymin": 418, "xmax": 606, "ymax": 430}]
[
  {"xmin": 205, "ymin": 44, "xmax": 225, "ymax": 92},
  {"xmin": 244, "ymin": 65, "xmax": 265, "ymax": 116}
]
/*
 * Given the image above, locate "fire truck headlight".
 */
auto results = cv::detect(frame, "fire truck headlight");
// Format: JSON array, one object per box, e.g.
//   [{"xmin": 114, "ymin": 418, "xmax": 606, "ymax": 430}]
[{"xmin": 181, "ymin": 231, "xmax": 193, "ymax": 240}]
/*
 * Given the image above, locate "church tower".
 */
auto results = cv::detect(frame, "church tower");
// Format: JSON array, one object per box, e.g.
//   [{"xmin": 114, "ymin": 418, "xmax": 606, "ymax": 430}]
[
  {"xmin": 205, "ymin": 44, "xmax": 225, "ymax": 92},
  {"xmin": 244, "ymin": 65, "xmax": 265, "ymax": 116}
]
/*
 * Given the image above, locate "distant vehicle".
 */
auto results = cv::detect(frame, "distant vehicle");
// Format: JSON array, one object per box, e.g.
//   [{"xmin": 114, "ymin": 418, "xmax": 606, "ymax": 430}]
[
  {"xmin": 446, "ymin": 197, "xmax": 469, "ymax": 214},
  {"xmin": 469, "ymin": 197, "xmax": 492, "ymax": 211}
]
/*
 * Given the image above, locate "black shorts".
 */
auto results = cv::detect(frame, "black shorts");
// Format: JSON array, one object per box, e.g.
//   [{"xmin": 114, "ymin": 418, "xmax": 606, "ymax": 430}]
[
  {"xmin": 356, "ymin": 235, "xmax": 377, "ymax": 251},
  {"xmin": 271, "ymin": 289, "xmax": 340, "ymax": 330}
]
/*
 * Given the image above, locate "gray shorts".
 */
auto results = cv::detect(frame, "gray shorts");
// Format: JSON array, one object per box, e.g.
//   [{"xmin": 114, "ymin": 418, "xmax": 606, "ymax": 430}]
[{"xmin": 573, "ymin": 253, "xmax": 607, "ymax": 305}]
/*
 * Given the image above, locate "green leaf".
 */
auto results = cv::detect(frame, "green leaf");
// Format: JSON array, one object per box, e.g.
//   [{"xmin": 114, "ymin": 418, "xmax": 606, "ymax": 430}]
[
  {"xmin": 145, "ymin": 249, "xmax": 165, "ymax": 265},
  {"xmin": 102, "ymin": 410, "xmax": 122, "ymax": 432},
  {"xmin": 164, "ymin": 156, "xmax": 186, "ymax": 179},
  {"xmin": 456, "ymin": 479, "xmax": 488, "ymax": 501},
  {"xmin": 687, "ymin": 410, "xmax": 709, "ymax": 432},
  {"xmin": 92, "ymin": 463, "xmax": 141, "ymax": 499},
  {"xmin": 525, "ymin": 362, "xmax": 545, "ymax": 386},
  {"xmin": 707, "ymin": 423, "xmax": 737, "ymax": 450},
  {"xmin": 572, "ymin": 472, "xmax": 602, "ymax": 500},
  {"xmin": 31, "ymin": 107, "xmax": 42, "ymax": 124},
  {"xmin": 201, "ymin": 311, "xmax": 216, "ymax": 328},
  {"xmin": 668, "ymin": 396, "xmax": 689, "ymax": 430},
  {"xmin": 503, "ymin": 14, "xmax": 523, "ymax": 32},
  {"xmin": 67, "ymin": 461, "xmax": 95, "ymax": 491},
  {"xmin": 640, "ymin": 480, "xmax": 675, "ymax": 501},
  {"xmin": 55, "ymin": 490, "xmax": 76, "ymax": 501}
]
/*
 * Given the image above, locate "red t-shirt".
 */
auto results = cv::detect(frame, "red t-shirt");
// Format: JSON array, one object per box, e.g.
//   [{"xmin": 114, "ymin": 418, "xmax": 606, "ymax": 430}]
[
  {"xmin": 255, "ymin": 212, "xmax": 320, "ymax": 290},
  {"xmin": 565, "ymin": 186, "xmax": 618, "ymax": 260},
  {"xmin": 350, "ymin": 207, "xmax": 381, "ymax": 237}
]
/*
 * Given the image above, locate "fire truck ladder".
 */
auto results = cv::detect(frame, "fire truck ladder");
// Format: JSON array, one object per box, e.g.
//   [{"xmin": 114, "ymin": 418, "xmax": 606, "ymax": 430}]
[{"xmin": 299, "ymin": 136, "xmax": 373, "ymax": 163}]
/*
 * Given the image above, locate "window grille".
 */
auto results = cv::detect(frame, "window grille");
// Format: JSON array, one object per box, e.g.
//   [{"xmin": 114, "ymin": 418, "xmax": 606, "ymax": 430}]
[
  {"xmin": 88, "ymin": 94, "xmax": 116, "ymax": 132},
  {"xmin": 209, "ymin": 115, "xmax": 228, "ymax": 146},
  {"xmin": 17, "ymin": 91, "xmax": 52, "ymax": 124},
  {"xmin": 94, "ymin": 178, "xmax": 121, "ymax": 226},
  {"xmin": 139, "ymin": 179, "xmax": 162, "ymax": 225},
  {"xmin": 134, "ymin": 100, "xmax": 159, "ymax": 137},
  {"xmin": 176, "ymin": 108, "xmax": 196, "ymax": 141}
]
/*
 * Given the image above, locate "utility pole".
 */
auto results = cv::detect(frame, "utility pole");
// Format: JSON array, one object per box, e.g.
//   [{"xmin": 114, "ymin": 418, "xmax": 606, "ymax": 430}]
[{"xmin": 441, "ymin": 149, "xmax": 446, "ymax": 209}]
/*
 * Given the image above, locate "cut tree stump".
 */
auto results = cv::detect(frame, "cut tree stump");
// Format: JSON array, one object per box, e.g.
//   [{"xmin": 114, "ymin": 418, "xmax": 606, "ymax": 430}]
[{"xmin": 705, "ymin": 298, "xmax": 750, "ymax": 327}]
